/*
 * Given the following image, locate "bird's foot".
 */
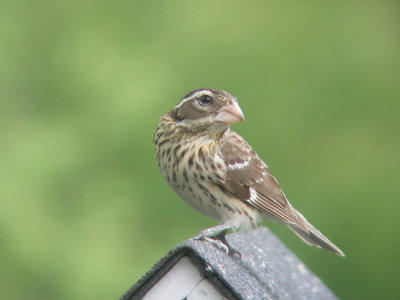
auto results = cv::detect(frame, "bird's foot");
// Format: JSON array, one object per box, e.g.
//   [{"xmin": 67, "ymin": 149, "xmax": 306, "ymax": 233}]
[{"xmin": 192, "ymin": 223, "xmax": 242, "ymax": 260}]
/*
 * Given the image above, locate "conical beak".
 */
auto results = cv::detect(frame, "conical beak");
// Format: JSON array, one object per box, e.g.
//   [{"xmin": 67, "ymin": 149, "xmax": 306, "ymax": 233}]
[{"xmin": 215, "ymin": 100, "xmax": 244, "ymax": 125}]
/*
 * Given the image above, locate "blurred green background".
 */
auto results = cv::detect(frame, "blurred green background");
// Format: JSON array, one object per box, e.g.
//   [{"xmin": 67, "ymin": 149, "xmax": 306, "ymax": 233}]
[{"xmin": 1, "ymin": 0, "xmax": 399, "ymax": 299}]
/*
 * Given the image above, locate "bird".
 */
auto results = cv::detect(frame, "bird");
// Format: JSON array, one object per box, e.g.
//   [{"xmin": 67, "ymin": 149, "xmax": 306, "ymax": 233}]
[{"xmin": 153, "ymin": 88, "xmax": 344, "ymax": 257}]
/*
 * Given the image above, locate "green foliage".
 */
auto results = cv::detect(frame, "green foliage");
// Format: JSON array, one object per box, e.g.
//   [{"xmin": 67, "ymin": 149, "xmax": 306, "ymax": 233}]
[{"xmin": 1, "ymin": 1, "xmax": 399, "ymax": 299}]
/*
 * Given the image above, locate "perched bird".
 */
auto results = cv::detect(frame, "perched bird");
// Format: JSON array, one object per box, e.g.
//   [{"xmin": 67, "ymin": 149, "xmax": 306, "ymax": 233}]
[{"xmin": 153, "ymin": 88, "xmax": 344, "ymax": 256}]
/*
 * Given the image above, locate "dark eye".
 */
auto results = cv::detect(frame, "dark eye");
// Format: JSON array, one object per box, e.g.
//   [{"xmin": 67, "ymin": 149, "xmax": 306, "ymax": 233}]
[{"xmin": 198, "ymin": 95, "xmax": 213, "ymax": 105}]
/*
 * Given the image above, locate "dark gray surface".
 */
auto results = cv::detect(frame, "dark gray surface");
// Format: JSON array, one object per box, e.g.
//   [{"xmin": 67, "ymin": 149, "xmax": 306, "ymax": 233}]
[{"xmin": 121, "ymin": 227, "xmax": 338, "ymax": 300}]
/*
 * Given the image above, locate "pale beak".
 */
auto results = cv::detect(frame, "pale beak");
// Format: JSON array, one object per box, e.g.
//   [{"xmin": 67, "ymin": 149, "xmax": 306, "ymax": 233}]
[{"xmin": 215, "ymin": 100, "xmax": 244, "ymax": 125}]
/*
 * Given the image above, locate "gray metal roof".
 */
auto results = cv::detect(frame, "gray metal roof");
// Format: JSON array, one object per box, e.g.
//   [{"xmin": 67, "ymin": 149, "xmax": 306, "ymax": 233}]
[{"xmin": 121, "ymin": 227, "xmax": 338, "ymax": 300}]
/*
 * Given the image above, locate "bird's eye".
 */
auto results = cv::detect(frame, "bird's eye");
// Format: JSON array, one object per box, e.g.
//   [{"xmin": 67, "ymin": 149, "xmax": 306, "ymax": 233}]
[{"xmin": 198, "ymin": 95, "xmax": 213, "ymax": 106}]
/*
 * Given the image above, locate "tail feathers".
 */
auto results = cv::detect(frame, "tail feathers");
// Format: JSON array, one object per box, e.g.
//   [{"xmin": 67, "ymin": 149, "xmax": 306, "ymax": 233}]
[{"xmin": 287, "ymin": 211, "xmax": 345, "ymax": 256}]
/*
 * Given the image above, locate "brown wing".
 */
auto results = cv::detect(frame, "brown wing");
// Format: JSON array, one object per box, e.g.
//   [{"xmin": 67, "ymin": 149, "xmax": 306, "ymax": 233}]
[{"xmin": 219, "ymin": 130, "xmax": 306, "ymax": 229}]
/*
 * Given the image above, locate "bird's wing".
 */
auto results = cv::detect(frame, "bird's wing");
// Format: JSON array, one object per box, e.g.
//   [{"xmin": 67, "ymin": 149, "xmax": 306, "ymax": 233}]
[{"xmin": 218, "ymin": 130, "xmax": 306, "ymax": 229}]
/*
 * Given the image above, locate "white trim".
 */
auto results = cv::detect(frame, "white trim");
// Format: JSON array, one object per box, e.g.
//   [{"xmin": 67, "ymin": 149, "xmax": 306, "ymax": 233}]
[
  {"xmin": 255, "ymin": 177, "xmax": 265, "ymax": 184},
  {"xmin": 249, "ymin": 187, "xmax": 258, "ymax": 203},
  {"xmin": 227, "ymin": 157, "xmax": 251, "ymax": 170}
]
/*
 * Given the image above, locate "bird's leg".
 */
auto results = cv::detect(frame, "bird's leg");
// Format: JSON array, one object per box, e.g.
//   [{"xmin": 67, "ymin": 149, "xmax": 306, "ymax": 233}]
[{"xmin": 192, "ymin": 223, "xmax": 241, "ymax": 260}]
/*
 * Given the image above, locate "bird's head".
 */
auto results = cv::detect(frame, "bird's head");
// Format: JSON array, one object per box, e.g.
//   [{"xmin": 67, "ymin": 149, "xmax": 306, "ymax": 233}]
[{"xmin": 171, "ymin": 88, "xmax": 244, "ymax": 133}]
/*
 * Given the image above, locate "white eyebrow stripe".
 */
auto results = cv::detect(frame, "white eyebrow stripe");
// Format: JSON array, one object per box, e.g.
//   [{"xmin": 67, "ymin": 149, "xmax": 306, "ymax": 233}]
[{"xmin": 175, "ymin": 90, "xmax": 214, "ymax": 108}]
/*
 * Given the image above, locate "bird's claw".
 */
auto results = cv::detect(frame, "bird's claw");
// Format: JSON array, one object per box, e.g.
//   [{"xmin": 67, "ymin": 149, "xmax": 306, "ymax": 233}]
[
  {"xmin": 202, "ymin": 236, "xmax": 230, "ymax": 254},
  {"xmin": 192, "ymin": 224, "xmax": 242, "ymax": 260}
]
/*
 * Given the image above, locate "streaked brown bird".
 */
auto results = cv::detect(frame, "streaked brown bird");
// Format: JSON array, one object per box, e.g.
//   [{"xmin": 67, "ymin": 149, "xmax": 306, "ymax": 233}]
[{"xmin": 153, "ymin": 88, "xmax": 344, "ymax": 257}]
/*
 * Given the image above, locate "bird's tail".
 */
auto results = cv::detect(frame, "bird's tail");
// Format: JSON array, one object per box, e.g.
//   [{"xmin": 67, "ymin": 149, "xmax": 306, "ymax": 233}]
[{"xmin": 287, "ymin": 208, "xmax": 345, "ymax": 257}]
